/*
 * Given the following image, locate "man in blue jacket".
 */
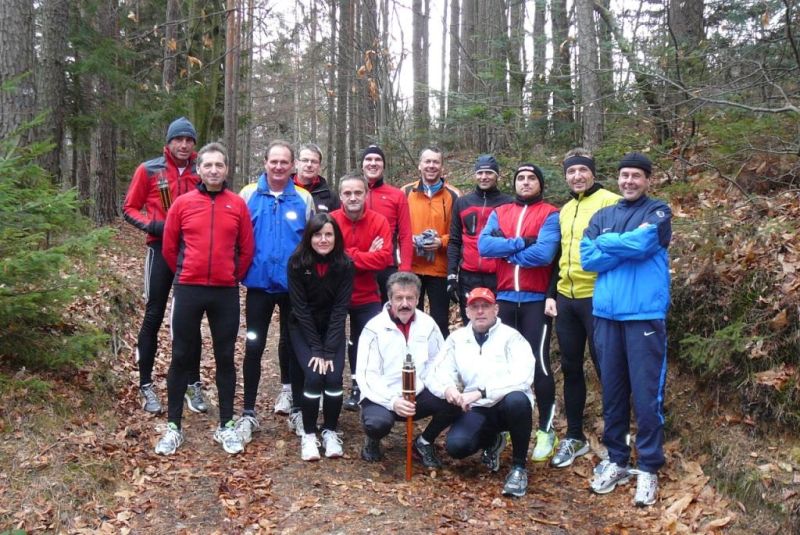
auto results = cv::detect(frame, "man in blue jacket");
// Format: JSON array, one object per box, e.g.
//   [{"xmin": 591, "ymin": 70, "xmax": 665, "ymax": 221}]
[
  {"xmin": 580, "ymin": 152, "xmax": 671, "ymax": 508},
  {"xmin": 236, "ymin": 141, "xmax": 315, "ymax": 446}
]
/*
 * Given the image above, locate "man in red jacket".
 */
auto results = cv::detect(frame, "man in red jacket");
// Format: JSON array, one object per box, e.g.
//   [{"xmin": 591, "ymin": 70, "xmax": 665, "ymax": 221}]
[
  {"xmin": 122, "ymin": 117, "xmax": 206, "ymax": 415},
  {"xmin": 331, "ymin": 174, "xmax": 393, "ymax": 410},
  {"xmin": 156, "ymin": 142, "xmax": 254, "ymax": 456},
  {"xmin": 361, "ymin": 145, "xmax": 413, "ymax": 303}
]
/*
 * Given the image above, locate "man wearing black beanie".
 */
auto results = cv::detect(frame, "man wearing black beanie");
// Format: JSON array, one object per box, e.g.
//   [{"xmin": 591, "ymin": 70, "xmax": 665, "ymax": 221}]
[
  {"xmin": 581, "ymin": 151, "xmax": 671, "ymax": 507},
  {"xmin": 123, "ymin": 117, "xmax": 207, "ymax": 416}
]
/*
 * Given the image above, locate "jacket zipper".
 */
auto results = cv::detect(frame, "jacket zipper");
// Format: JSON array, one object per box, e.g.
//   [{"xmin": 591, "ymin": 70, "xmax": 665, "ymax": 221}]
[{"xmin": 207, "ymin": 196, "xmax": 216, "ymax": 284}]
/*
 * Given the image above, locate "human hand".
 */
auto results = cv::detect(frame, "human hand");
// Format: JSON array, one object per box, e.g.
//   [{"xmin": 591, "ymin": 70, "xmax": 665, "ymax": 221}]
[
  {"xmin": 369, "ymin": 236, "xmax": 384, "ymax": 252},
  {"xmin": 423, "ymin": 236, "xmax": 442, "ymax": 251},
  {"xmin": 544, "ymin": 298, "xmax": 557, "ymax": 317},
  {"xmin": 444, "ymin": 386, "xmax": 462, "ymax": 406},
  {"xmin": 309, "ymin": 357, "xmax": 333, "ymax": 375},
  {"xmin": 459, "ymin": 390, "xmax": 483, "ymax": 411},
  {"xmin": 447, "ymin": 275, "xmax": 459, "ymax": 304},
  {"xmin": 393, "ymin": 398, "xmax": 416, "ymax": 417}
]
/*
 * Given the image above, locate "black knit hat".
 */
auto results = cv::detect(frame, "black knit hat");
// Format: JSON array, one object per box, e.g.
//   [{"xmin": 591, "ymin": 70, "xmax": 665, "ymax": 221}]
[
  {"xmin": 166, "ymin": 116, "xmax": 197, "ymax": 143},
  {"xmin": 514, "ymin": 163, "xmax": 544, "ymax": 192},
  {"xmin": 474, "ymin": 154, "xmax": 499, "ymax": 174},
  {"xmin": 563, "ymin": 155, "xmax": 596, "ymax": 176},
  {"xmin": 361, "ymin": 144, "xmax": 386, "ymax": 165},
  {"xmin": 618, "ymin": 152, "xmax": 652, "ymax": 176}
]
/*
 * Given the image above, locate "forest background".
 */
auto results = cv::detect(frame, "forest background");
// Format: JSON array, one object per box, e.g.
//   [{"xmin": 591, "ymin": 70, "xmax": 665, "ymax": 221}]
[{"xmin": 1, "ymin": 0, "xmax": 799, "ymax": 532}]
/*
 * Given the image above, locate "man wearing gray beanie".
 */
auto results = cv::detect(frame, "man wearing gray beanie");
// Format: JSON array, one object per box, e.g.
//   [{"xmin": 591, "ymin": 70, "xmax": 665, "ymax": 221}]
[
  {"xmin": 581, "ymin": 151, "xmax": 671, "ymax": 507},
  {"xmin": 122, "ymin": 117, "xmax": 207, "ymax": 416}
]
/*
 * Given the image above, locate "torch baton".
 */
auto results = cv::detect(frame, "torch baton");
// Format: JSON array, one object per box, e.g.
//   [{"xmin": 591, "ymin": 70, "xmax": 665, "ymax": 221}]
[
  {"xmin": 401, "ymin": 353, "xmax": 416, "ymax": 481},
  {"xmin": 157, "ymin": 173, "xmax": 172, "ymax": 211}
]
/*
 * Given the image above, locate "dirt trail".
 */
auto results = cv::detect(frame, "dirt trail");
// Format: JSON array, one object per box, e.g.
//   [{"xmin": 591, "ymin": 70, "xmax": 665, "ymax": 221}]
[{"xmin": 0, "ymin": 225, "xmax": 750, "ymax": 533}]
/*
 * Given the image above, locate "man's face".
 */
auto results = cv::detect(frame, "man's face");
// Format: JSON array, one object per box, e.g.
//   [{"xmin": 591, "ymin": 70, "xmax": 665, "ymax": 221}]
[
  {"xmin": 339, "ymin": 178, "xmax": 367, "ymax": 218},
  {"xmin": 565, "ymin": 164, "xmax": 595, "ymax": 194},
  {"xmin": 167, "ymin": 136, "xmax": 195, "ymax": 164},
  {"xmin": 617, "ymin": 167, "xmax": 650, "ymax": 202},
  {"xmin": 466, "ymin": 299, "xmax": 498, "ymax": 333},
  {"xmin": 265, "ymin": 146, "xmax": 293, "ymax": 184},
  {"xmin": 198, "ymin": 151, "xmax": 227, "ymax": 192},
  {"xmin": 475, "ymin": 170, "xmax": 498, "ymax": 190},
  {"xmin": 389, "ymin": 284, "xmax": 419, "ymax": 324},
  {"xmin": 418, "ymin": 150, "xmax": 443, "ymax": 185},
  {"xmin": 362, "ymin": 154, "xmax": 385, "ymax": 183},
  {"xmin": 515, "ymin": 171, "xmax": 541, "ymax": 199},
  {"xmin": 296, "ymin": 149, "xmax": 321, "ymax": 185}
]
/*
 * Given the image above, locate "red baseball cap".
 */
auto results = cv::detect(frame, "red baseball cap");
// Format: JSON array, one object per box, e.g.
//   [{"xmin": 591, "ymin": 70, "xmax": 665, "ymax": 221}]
[{"xmin": 466, "ymin": 287, "xmax": 496, "ymax": 306}]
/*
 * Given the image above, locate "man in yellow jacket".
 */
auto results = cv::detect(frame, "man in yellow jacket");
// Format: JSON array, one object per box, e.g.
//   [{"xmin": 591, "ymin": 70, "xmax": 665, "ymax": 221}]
[{"xmin": 545, "ymin": 148, "xmax": 620, "ymax": 468}]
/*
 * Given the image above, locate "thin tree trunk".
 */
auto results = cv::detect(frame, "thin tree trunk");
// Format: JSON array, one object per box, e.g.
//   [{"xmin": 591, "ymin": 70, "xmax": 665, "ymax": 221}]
[
  {"xmin": 310, "ymin": 0, "xmax": 319, "ymax": 140},
  {"xmin": 576, "ymin": 0, "xmax": 602, "ymax": 150},
  {"xmin": 508, "ymin": 0, "xmax": 525, "ymax": 127},
  {"xmin": 551, "ymin": 0, "xmax": 574, "ymax": 138},
  {"xmin": 224, "ymin": 0, "xmax": 238, "ymax": 186},
  {"xmin": 0, "ymin": 0, "xmax": 35, "ymax": 142},
  {"xmin": 242, "ymin": 0, "xmax": 255, "ymax": 180},
  {"xmin": 531, "ymin": 0, "xmax": 547, "ymax": 141},
  {"xmin": 327, "ymin": 0, "xmax": 337, "ymax": 178},
  {"xmin": 335, "ymin": 0, "xmax": 351, "ymax": 178},
  {"xmin": 163, "ymin": 0, "xmax": 180, "ymax": 92},
  {"xmin": 447, "ymin": 0, "xmax": 459, "ymax": 126},
  {"xmin": 412, "ymin": 0, "xmax": 430, "ymax": 145},
  {"xmin": 36, "ymin": 0, "xmax": 69, "ymax": 184},
  {"xmin": 438, "ymin": 0, "xmax": 447, "ymax": 131}
]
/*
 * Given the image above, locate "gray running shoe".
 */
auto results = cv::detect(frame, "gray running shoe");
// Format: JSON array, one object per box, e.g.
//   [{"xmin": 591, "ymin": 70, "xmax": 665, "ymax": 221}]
[
  {"xmin": 234, "ymin": 414, "xmax": 260, "ymax": 444},
  {"xmin": 502, "ymin": 466, "xmax": 528, "ymax": 497},
  {"xmin": 321, "ymin": 429, "xmax": 344, "ymax": 458},
  {"xmin": 214, "ymin": 421, "xmax": 244, "ymax": 454},
  {"xmin": 551, "ymin": 437, "xmax": 590, "ymax": 468},
  {"xmin": 273, "ymin": 389, "xmax": 292, "ymax": 415},
  {"xmin": 140, "ymin": 383, "xmax": 162, "ymax": 414},
  {"xmin": 155, "ymin": 422, "xmax": 183, "ymax": 455},
  {"xmin": 481, "ymin": 433, "xmax": 507, "ymax": 473},
  {"xmin": 590, "ymin": 461, "xmax": 632, "ymax": 494},
  {"xmin": 633, "ymin": 470, "xmax": 658, "ymax": 507},
  {"xmin": 184, "ymin": 381, "xmax": 208, "ymax": 413}
]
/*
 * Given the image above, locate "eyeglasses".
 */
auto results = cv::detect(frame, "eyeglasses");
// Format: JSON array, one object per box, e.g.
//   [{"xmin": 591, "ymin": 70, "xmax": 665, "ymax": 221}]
[{"xmin": 298, "ymin": 158, "xmax": 320, "ymax": 165}]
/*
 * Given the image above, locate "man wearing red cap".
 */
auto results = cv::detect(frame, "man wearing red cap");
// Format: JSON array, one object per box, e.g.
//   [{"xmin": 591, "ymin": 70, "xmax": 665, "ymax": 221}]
[{"xmin": 426, "ymin": 287, "xmax": 535, "ymax": 497}]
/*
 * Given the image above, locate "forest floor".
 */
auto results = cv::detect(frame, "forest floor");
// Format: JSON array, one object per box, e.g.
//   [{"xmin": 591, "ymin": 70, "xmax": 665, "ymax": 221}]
[{"xmin": 0, "ymin": 224, "xmax": 796, "ymax": 534}]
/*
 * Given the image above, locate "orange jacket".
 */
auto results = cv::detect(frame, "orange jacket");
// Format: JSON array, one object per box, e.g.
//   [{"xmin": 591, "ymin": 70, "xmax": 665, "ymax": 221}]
[{"xmin": 400, "ymin": 179, "xmax": 461, "ymax": 277}]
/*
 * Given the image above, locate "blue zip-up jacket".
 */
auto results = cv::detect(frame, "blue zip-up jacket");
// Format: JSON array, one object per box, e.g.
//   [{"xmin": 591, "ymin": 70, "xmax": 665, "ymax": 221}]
[
  {"xmin": 242, "ymin": 173, "xmax": 314, "ymax": 292},
  {"xmin": 580, "ymin": 195, "xmax": 671, "ymax": 320}
]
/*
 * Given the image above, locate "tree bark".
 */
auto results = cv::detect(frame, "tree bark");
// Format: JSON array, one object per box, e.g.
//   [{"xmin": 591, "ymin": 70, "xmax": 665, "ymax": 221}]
[
  {"xmin": 91, "ymin": 0, "xmax": 119, "ymax": 225},
  {"xmin": 447, "ymin": 0, "xmax": 459, "ymax": 125},
  {"xmin": 326, "ymin": 0, "xmax": 337, "ymax": 179},
  {"xmin": 0, "ymin": 0, "xmax": 35, "ymax": 142},
  {"xmin": 507, "ymin": 0, "xmax": 525, "ymax": 127},
  {"xmin": 551, "ymin": 0, "xmax": 574, "ymax": 135},
  {"xmin": 576, "ymin": 0, "xmax": 603, "ymax": 150},
  {"xmin": 36, "ymin": 0, "xmax": 69, "ymax": 184},
  {"xmin": 412, "ymin": 0, "xmax": 430, "ymax": 145},
  {"xmin": 224, "ymin": 0, "xmax": 239, "ymax": 187},
  {"xmin": 531, "ymin": 0, "xmax": 547, "ymax": 141},
  {"xmin": 163, "ymin": 0, "xmax": 180, "ymax": 93},
  {"xmin": 334, "ymin": 0, "xmax": 352, "ymax": 178}
]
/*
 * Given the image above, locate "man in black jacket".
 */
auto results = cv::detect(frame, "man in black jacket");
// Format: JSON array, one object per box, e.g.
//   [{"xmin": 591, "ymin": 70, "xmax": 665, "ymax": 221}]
[{"xmin": 293, "ymin": 143, "xmax": 340, "ymax": 212}]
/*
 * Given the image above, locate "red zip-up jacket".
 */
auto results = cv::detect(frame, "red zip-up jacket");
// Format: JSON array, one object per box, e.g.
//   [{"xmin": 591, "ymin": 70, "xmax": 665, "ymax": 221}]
[
  {"xmin": 123, "ymin": 147, "xmax": 199, "ymax": 244},
  {"xmin": 366, "ymin": 179, "xmax": 413, "ymax": 271},
  {"xmin": 331, "ymin": 208, "xmax": 393, "ymax": 306},
  {"xmin": 162, "ymin": 184, "xmax": 255, "ymax": 287}
]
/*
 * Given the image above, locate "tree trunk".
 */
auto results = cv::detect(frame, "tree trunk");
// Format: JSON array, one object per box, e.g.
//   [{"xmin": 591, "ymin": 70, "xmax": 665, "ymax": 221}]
[
  {"xmin": 36, "ymin": 0, "xmax": 69, "ymax": 184},
  {"xmin": 334, "ymin": 0, "xmax": 352, "ymax": 178},
  {"xmin": 507, "ymin": 0, "xmax": 525, "ymax": 128},
  {"xmin": 326, "ymin": 0, "xmax": 337, "ymax": 179},
  {"xmin": 551, "ymin": 0, "xmax": 574, "ymax": 139},
  {"xmin": 310, "ymin": 0, "xmax": 319, "ymax": 141},
  {"xmin": 438, "ymin": 0, "xmax": 447, "ymax": 130},
  {"xmin": 242, "ymin": 0, "xmax": 255, "ymax": 180},
  {"xmin": 163, "ymin": 0, "xmax": 180, "ymax": 92},
  {"xmin": 598, "ymin": 0, "xmax": 614, "ymax": 110},
  {"xmin": 91, "ymin": 0, "xmax": 119, "ymax": 225},
  {"xmin": 447, "ymin": 0, "xmax": 459, "ymax": 126},
  {"xmin": 531, "ymin": 0, "xmax": 547, "ymax": 142},
  {"xmin": 0, "ymin": 0, "xmax": 35, "ymax": 142},
  {"xmin": 576, "ymin": 0, "xmax": 602, "ymax": 150},
  {"xmin": 412, "ymin": 0, "xmax": 430, "ymax": 146},
  {"xmin": 224, "ymin": 0, "xmax": 239, "ymax": 187}
]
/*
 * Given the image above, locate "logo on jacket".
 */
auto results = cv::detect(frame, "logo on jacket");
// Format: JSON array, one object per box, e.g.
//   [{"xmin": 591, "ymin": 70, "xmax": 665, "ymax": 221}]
[
  {"xmin": 285, "ymin": 211, "xmax": 298, "ymax": 220},
  {"xmin": 656, "ymin": 210, "xmax": 666, "ymax": 218}
]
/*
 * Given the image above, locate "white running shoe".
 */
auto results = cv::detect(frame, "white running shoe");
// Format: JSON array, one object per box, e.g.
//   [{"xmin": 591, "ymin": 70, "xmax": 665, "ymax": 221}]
[
  {"xmin": 155, "ymin": 423, "xmax": 183, "ymax": 455},
  {"xmin": 301, "ymin": 433, "xmax": 321, "ymax": 461},
  {"xmin": 633, "ymin": 470, "xmax": 658, "ymax": 507},
  {"xmin": 273, "ymin": 389, "xmax": 292, "ymax": 415},
  {"xmin": 321, "ymin": 429, "xmax": 343, "ymax": 458},
  {"xmin": 214, "ymin": 421, "xmax": 244, "ymax": 454},
  {"xmin": 234, "ymin": 414, "xmax": 260, "ymax": 444}
]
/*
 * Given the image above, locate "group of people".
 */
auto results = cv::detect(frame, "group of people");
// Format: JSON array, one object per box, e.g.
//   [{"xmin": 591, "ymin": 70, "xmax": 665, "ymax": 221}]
[{"xmin": 123, "ymin": 117, "xmax": 671, "ymax": 506}]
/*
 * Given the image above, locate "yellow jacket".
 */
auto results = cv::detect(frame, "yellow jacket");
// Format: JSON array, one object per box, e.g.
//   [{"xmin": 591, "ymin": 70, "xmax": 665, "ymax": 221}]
[{"xmin": 557, "ymin": 184, "xmax": 620, "ymax": 298}]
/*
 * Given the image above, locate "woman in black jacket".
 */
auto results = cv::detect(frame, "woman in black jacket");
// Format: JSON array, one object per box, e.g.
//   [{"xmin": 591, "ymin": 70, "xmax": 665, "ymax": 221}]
[{"xmin": 288, "ymin": 212, "xmax": 355, "ymax": 461}]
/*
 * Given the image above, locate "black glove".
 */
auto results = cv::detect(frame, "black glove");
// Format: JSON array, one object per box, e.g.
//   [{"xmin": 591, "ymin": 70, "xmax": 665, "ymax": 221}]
[
  {"xmin": 522, "ymin": 235, "xmax": 537, "ymax": 248},
  {"xmin": 490, "ymin": 227, "xmax": 506, "ymax": 238},
  {"xmin": 147, "ymin": 220, "xmax": 165, "ymax": 237},
  {"xmin": 447, "ymin": 275, "xmax": 460, "ymax": 304}
]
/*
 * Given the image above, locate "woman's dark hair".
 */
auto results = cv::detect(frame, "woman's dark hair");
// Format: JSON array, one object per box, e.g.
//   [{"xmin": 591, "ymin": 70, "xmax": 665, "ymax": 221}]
[{"xmin": 289, "ymin": 212, "xmax": 348, "ymax": 270}]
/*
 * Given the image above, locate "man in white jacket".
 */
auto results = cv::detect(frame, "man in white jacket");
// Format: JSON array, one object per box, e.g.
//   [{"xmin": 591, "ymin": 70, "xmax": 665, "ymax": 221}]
[
  {"xmin": 427, "ymin": 287, "xmax": 535, "ymax": 497},
  {"xmin": 356, "ymin": 272, "xmax": 460, "ymax": 468}
]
